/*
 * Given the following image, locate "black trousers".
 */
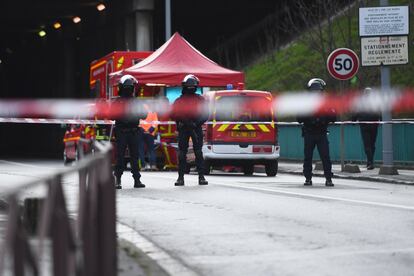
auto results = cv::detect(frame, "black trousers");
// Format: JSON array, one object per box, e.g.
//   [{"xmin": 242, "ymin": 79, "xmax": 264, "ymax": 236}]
[
  {"xmin": 360, "ymin": 125, "xmax": 378, "ymax": 165},
  {"xmin": 303, "ymin": 133, "xmax": 332, "ymax": 180},
  {"xmin": 177, "ymin": 126, "xmax": 204, "ymax": 177},
  {"xmin": 114, "ymin": 128, "xmax": 141, "ymax": 180}
]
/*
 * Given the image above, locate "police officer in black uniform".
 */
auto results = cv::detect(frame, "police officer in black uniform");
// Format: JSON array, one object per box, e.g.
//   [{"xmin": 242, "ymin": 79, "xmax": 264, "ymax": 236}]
[
  {"xmin": 171, "ymin": 74, "xmax": 208, "ymax": 186},
  {"xmin": 297, "ymin": 78, "xmax": 336, "ymax": 187},
  {"xmin": 352, "ymin": 87, "xmax": 381, "ymax": 170},
  {"xmin": 114, "ymin": 75, "xmax": 146, "ymax": 189}
]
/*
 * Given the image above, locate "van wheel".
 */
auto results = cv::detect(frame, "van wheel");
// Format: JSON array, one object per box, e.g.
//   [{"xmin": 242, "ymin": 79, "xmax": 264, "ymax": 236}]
[
  {"xmin": 156, "ymin": 156, "xmax": 165, "ymax": 171},
  {"xmin": 63, "ymin": 150, "xmax": 73, "ymax": 166},
  {"xmin": 265, "ymin": 160, "xmax": 278, "ymax": 176},
  {"xmin": 75, "ymin": 146, "xmax": 80, "ymax": 162},
  {"xmin": 203, "ymin": 161, "xmax": 211, "ymax": 175},
  {"xmin": 243, "ymin": 165, "xmax": 254, "ymax": 176}
]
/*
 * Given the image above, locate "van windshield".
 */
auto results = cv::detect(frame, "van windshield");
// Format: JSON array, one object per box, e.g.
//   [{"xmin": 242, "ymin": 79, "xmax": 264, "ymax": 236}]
[{"xmin": 214, "ymin": 95, "xmax": 272, "ymax": 122}]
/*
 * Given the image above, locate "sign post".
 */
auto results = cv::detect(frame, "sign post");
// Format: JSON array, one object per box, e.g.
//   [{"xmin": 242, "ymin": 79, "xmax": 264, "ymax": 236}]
[
  {"xmin": 359, "ymin": 1, "xmax": 407, "ymax": 175},
  {"xmin": 327, "ymin": 48, "xmax": 359, "ymax": 171}
]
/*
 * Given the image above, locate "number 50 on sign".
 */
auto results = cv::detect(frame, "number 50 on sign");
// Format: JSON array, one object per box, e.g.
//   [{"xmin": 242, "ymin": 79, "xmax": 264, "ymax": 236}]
[{"xmin": 327, "ymin": 48, "xmax": 360, "ymax": 80}]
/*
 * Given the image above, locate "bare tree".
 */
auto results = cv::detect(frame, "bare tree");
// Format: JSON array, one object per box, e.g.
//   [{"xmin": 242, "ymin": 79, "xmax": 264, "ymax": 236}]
[{"xmin": 285, "ymin": 0, "xmax": 381, "ymax": 90}]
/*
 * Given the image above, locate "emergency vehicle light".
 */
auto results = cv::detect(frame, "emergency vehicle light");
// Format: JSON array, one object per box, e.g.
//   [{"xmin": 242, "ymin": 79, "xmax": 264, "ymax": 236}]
[
  {"xmin": 53, "ymin": 22, "xmax": 61, "ymax": 29},
  {"xmin": 97, "ymin": 3, "xmax": 106, "ymax": 11},
  {"xmin": 73, "ymin": 16, "xmax": 81, "ymax": 24},
  {"xmin": 38, "ymin": 30, "xmax": 46, "ymax": 37}
]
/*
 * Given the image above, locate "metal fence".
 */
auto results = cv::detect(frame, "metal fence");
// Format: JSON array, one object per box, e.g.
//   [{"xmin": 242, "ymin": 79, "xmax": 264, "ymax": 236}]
[
  {"xmin": 278, "ymin": 121, "xmax": 414, "ymax": 165},
  {"xmin": 0, "ymin": 141, "xmax": 116, "ymax": 276}
]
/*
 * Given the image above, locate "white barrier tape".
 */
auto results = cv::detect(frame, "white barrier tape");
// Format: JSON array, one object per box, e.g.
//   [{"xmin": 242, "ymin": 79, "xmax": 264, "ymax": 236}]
[
  {"xmin": 275, "ymin": 120, "xmax": 414, "ymax": 126},
  {"xmin": 0, "ymin": 118, "xmax": 413, "ymax": 125},
  {"xmin": 0, "ymin": 118, "xmax": 115, "ymax": 125},
  {"xmin": 0, "ymin": 88, "xmax": 413, "ymax": 119}
]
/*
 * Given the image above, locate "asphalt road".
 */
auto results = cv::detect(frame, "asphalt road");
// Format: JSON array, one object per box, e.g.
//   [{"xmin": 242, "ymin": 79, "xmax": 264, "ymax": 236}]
[
  {"xmin": 1, "ymin": 160, "xmax": 414, "ymax": 276},
  {"xmin": 117, "ymin": 170, "xmax": 414, "ymax": 276}
]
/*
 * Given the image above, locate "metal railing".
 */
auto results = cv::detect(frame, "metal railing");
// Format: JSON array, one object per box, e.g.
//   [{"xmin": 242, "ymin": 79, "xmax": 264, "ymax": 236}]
[{"xmin": 0, "ymin": 141, "xmax": 116, "ymax": 276}]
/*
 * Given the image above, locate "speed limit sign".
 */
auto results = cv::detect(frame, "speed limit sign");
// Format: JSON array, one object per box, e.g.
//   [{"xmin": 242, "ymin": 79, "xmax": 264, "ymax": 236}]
[{"xmin": 327, "ymin": 48, "xmax": 359, "ymax": 80}]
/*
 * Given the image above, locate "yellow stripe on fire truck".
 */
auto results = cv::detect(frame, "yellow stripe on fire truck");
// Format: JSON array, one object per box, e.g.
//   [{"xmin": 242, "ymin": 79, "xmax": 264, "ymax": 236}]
[
  {"xmin": 217, "ymin": 124, "xmax": 229, "ymax": 132},
  {"xmin": 63, "ymin": 137, "xmax": 80, "ymax": 142},
  {"xmin": 216, "ymin": 123, "xmax": 272, "ymax": 132},
  {"xmin": 90, "ymin": 59, "xmax": 107, "ymax": 71},
  {"xmin": 234, "ymin": 124, "xmax": 253, "ymax": 130},
  {"xmin": 257, "ymin": 124, "xmax": 270, "ymax": 132}
]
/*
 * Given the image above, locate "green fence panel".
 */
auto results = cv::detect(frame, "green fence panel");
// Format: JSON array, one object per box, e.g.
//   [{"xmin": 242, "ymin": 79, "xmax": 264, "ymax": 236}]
[{"xmin": 278, "ymin": 123, "xmax": 414, "ymax": 165}]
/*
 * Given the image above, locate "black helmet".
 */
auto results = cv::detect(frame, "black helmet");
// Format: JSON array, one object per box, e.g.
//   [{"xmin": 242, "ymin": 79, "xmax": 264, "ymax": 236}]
[
  {"xmin": 182, "ymin": 74, "xmax": 199, "ymax": 87},
  {"xmin": 118, "ymin": 74, "xmax": 138, "ymax": 97},
  {"xmin": 363, "ymin": 87, "xmax": 372, "ymax": 94},
  {"xmin": 181, "ymin": 74, "xmax": 199, "ymax": 94},
  {"xmin": 307, "ymin": 78, "xmax": 326, "ymax": 91}
]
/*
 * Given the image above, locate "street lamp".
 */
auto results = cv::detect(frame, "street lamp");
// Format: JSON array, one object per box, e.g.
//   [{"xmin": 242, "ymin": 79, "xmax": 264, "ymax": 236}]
[
  {"xmin": 53, "ymin": 22, "xmax": 62, "ymax": 29},
  {"xmin": 73, "ymin": 16, "xmax": 81, "ymax": 24},
  {"xmin": 165, "ymin": 0, "xmax": 171, "ymax": 41},
  {"xmin": 97, "ymin": 3, "xmax": 106, "ymax": 11},
  {"xmin": 38, "ymin": 30, "xmax": 46, "ymax": 37}
]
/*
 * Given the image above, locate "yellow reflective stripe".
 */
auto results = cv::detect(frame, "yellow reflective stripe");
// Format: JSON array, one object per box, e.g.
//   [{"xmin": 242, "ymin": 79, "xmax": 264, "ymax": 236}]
[
  {"xmin": 63, "ymin": 137, "xmax": 80, "ymax": 142},
  {"xmin": 162, "ymin": 144, "xmax": 177, "ymax": 169},
  {"xmin": 258, "ymin": 124, "xmax": 270, "ymax": 132},
  {"xmin": 232, "ymin": 124, "xmax": 240, "ymax": 130},
  {"xmin": 217, "ymin": 124, "xmax": 229, "ymax": 131},
  {"xmin": 90, "ymin": 59, "xmax": 107, "ymax": 70},
  {"xmin": 245, "ymin": 124, "xmax": 255, "ymax": 130},
  {"xmin": 161, "ymin": 133, "xmax": 175, "ymax": 137},
  {"xmin": 117, "ymin": 56, "xmax": 124, "ymax": 69}
]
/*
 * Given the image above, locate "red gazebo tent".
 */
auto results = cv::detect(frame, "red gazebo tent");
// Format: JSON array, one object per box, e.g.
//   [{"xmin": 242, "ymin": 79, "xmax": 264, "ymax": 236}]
[{"xmin": 110, "ymin": 32, "xmax": 244, "ymax": 87}]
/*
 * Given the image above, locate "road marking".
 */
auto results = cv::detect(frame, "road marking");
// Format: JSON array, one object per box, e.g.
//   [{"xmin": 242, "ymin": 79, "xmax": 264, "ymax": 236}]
[
  {"xmin": 332, "ymin": 247, "xmax": 414, "ymax": 257},
  {"xmin": 149, "ymin": 174, "xmax": 414, "ymax": 211},
  {"xmin": 0, "ymin": 159, "xmax": 60, "ymax": 170},
  {"xmin": 213, "ymin": 182, "xmax": 414, "ymax": 211},
  {"xmin": 117, "ymin": 223, "xmax": 198, "ymax": 276}
]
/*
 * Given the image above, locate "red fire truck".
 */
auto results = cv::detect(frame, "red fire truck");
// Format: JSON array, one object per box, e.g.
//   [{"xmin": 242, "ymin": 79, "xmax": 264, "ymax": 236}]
[
  {"xmin": 63, "ymin": 51, "xmax": 153, "ymax": 165},
  {"xmin": 90, "ymin": 51, "xmax": 152, "ymax": 99}
]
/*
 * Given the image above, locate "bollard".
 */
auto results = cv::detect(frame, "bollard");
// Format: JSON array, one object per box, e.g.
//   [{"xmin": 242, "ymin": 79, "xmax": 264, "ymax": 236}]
[
  {"xmin": 314, "ymin": 162, "xmax": 323, "ymax": 171},
  {"xmin": 343, "ymin": 164, "xmax": 361, "ymax": 173}
]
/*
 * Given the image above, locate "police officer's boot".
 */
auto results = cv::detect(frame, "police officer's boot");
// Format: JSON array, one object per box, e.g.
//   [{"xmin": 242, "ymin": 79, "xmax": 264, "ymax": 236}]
[
  {"xmin": 175, "ymin": 175, "xmax": 184, "ymax": 186},
  {"xmin": 134, "ymin": 178, "xmax": 146, "ymax": 188},
  {"xmin": 325, "ymin": 178, "xmax": 334, "ymax": 187},
  {"xmin": 304, "ymin": 178, "xmax": 312, "ymax": 186},
  {"xmin": 198, "ymin": 175, "xmax": 208, "ymax": 185},
  {"xmin": 115, "ymin": 175, "xmax": 122, "ymax": 189}
]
